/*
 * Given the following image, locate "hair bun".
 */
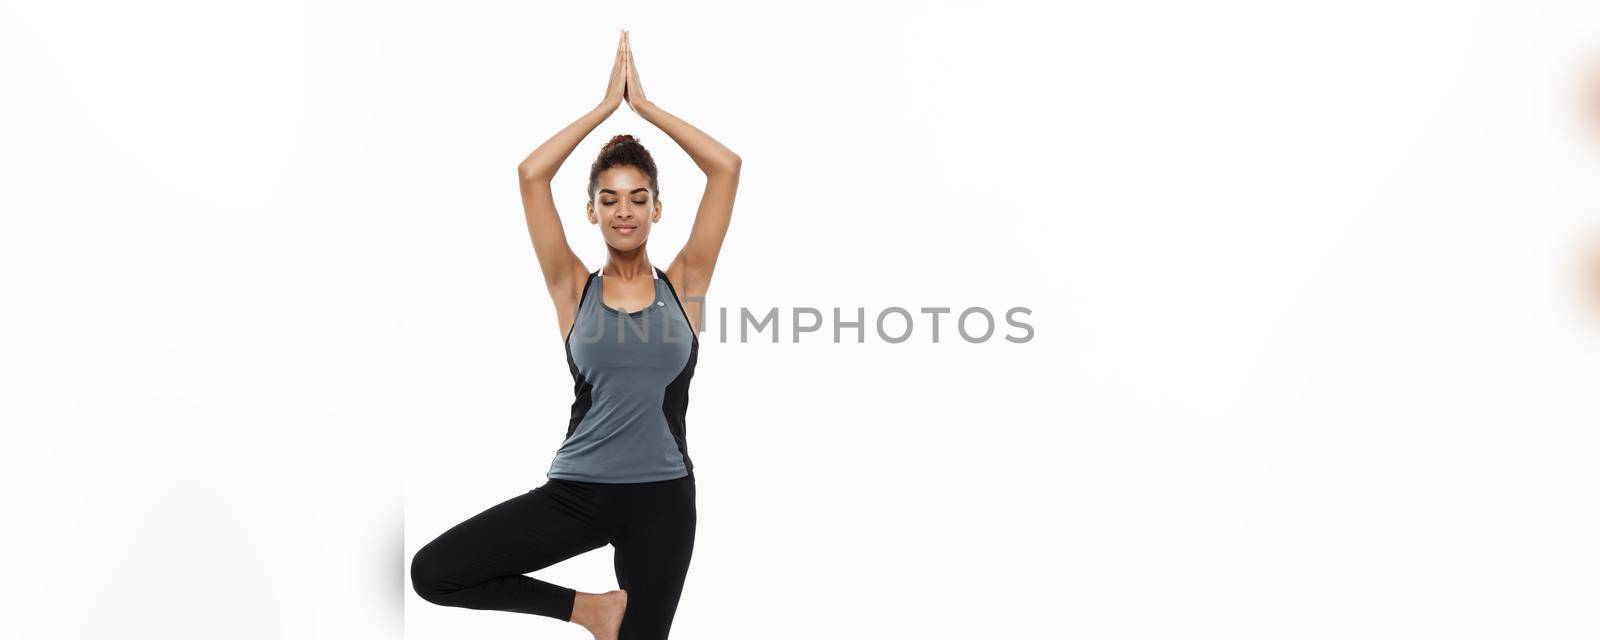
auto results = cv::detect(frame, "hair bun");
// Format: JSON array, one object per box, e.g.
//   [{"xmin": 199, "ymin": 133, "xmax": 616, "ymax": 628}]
[{"xmin": 604, "ymin": 134, "xmax": 636, "ymax": 150}]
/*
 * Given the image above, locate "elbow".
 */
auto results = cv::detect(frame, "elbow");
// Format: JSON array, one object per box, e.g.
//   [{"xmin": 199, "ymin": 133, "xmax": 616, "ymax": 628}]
[
  {"xmin": 714, "ymin": 153, "xmax": 742, "ymax": 177},
  {"xmin": 517, "ymin": 161, "xmax": 549, "ymax": 184}
]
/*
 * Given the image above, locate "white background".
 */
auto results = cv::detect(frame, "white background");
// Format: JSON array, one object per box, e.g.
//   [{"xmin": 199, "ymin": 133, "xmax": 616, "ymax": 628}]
[{"xmin": 4, "ymin": 1, "xmax": 1599, "ymax": 638}]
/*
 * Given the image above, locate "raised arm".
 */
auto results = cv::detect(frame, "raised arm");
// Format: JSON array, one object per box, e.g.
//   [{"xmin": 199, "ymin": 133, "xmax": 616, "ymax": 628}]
[
  {"xmin": 621, "ymin": 31, "xmax": 742, "ymax": 308},
  {"xmin": 517, "ymin": 31, "xmax": 627, "ymax": 336}
]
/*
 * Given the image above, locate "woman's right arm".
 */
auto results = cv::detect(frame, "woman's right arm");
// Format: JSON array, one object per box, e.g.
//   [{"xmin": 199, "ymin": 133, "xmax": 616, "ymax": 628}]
[{"xmin": 516, "ymin": 31, "xmax": 627, "ymax": 332}]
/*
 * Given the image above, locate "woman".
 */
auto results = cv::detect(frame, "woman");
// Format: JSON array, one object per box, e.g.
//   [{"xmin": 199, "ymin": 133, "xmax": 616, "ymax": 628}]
[{"xmin": 410, "ymin": 30, "xmax": 740, "ymax": 640}]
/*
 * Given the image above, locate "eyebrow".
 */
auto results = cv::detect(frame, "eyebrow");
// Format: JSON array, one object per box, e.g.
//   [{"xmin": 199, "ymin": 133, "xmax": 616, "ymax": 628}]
[{"xmin": 598, "ymin": 188, "xmax": 650, "ymax": 196}]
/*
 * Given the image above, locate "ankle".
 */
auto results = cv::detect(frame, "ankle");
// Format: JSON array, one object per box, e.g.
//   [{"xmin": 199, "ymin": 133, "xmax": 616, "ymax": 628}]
[
  {"xmin": 569, "ymin": 589, "xmax": 626, "ymax": 634},
  {"xmin": 570, "ymin": 591, "xmax": 597, "ymax": 625}
]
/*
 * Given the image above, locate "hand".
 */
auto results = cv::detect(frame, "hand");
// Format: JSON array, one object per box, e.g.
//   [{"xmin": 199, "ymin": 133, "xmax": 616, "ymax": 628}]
[
  {"xmin": 601, "ymin": 30, "xmax": 626, "ymax": 112},
  {"xmin": 623, "ymin": 30, "xmax": 650, "ymax": 113}
]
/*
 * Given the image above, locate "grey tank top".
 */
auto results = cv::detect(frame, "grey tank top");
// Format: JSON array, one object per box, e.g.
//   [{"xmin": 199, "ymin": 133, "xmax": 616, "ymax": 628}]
[{"xmin": 545, "ymin": 265, "xmax": 698, "ymax": 483}]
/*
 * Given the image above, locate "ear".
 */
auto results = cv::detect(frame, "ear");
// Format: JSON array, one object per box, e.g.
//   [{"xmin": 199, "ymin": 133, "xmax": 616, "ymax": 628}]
[
  {"xmin": 651, "ymin": 199, "xmax": 662, "ymax": 223},
  {"xmin": 587, "ymin": 200, "xmax": 597, "ymax": 224}
]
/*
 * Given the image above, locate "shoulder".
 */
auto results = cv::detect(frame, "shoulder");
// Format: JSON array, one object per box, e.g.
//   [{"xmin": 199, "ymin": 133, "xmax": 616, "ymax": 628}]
[
  {"xmin": 660, "ymin": 263, "xmax": 687, "ymax": 299},
  {"xmin": 548, "ymin": 258, "xmax": 594, "ymax": 302}
]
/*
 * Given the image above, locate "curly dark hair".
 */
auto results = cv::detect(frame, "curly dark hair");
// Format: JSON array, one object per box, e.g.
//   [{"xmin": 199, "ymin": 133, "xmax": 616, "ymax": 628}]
[{"xmin": 587, "ymin": 134, "xmax": 660, "ymax": 202}]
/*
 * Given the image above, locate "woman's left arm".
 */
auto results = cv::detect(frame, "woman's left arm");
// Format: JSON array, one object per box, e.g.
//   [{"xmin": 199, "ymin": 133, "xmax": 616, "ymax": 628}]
[{"xmin": 623, "ymin": 32, "xmax": 741, "ymax": 305}]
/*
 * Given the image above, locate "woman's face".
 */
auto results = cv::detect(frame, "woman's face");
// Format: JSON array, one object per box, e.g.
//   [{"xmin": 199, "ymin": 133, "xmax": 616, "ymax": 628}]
[{"xmin": 588, "ymin": 165, "xmax": 659, "ymax": 251}]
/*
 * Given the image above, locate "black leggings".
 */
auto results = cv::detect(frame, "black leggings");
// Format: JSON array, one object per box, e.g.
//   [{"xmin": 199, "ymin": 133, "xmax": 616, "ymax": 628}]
[{"xmin": 410, "ymin": 472, "xmax": 696, "ymax": 639}]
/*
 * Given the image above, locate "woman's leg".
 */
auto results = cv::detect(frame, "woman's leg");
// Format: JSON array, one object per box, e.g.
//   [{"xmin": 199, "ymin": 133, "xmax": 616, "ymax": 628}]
[
  {"xmin": 610, "ymin": 473, "xmax": 697, "ymax": 640},
  {"xmin": 410, "ymin": 480, "xmax": 609, "ymax": 621}
]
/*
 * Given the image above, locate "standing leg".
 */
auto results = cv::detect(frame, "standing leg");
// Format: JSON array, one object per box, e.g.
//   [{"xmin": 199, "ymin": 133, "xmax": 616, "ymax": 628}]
[
  {"xmin": 611, "ymin": 474, "xmax": 697, "ymax": 640},
  {"xmin": 410, "ymin": 480, "xmax": 609, "ymax": 621}
]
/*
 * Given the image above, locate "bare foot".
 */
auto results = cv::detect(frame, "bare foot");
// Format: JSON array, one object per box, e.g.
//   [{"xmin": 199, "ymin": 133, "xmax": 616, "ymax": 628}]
[{"xmin": 570, "ymin": 589, "xmax": 627, "ymax": 640}]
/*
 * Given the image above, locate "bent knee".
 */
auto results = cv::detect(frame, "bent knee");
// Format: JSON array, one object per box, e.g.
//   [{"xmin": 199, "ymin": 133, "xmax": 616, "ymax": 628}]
[{"xmin": 409, "ymin": 543, "xmax": 456, "ymax": 605}]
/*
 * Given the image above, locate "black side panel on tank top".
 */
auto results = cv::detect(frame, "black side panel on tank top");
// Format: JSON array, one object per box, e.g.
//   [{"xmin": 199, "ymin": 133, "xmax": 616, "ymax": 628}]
[
  {"xmin": 656, "ymin": 267, "xmax": 698, "ymax": 473},
  {"xmin": 564, "ymin": 271, "xmax": 598, "ymax": 439}
]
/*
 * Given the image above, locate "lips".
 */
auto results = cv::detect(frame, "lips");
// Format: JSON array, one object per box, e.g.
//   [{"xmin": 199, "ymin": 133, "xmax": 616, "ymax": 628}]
[{"xmin": 613, "ymin": 224, "xmax": 637, "ymax": 235}]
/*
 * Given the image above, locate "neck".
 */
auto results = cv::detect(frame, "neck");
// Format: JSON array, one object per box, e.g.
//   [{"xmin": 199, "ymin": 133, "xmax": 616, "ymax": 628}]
[{"xmin": 602, "ymin": 244, "xmax": 652, "ymax": 279}]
